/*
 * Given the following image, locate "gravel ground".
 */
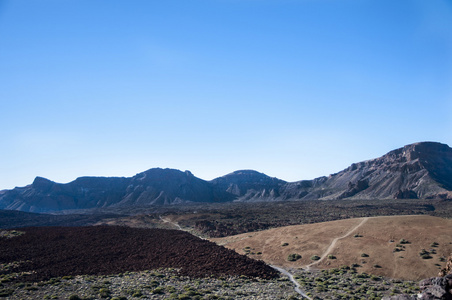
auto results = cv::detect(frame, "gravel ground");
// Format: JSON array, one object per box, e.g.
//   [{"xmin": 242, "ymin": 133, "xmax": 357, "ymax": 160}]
[{"xmin": 0, "ymin": 269, "xmax": 301, "ymax": 300}]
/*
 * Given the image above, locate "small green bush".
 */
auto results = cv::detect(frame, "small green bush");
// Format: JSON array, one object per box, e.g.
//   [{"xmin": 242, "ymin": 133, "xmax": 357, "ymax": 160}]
[
  {"xmin": 99, "ymin": 288, "xmax": 111, "ymax": 298},
  {"xmin": 361, "ymin": 253, "xmax": 369, "ymax": 257},
  {"xmin": 152, "ymin": 287, "xmax": 164, "ymax": 294},
  {"xmin": 132, "ymin": 290, "xmax": 143, "ymax": 297},
  {"xmin": 288, "ymin": 253, "xmax": 302, "ymax": 261},
  {"xmin": 282, "ymin": 243, "xmax": 289, "ymax": 246},
  {"xmin": 311, "ymin": 255, "xmax": 320, "ymax": 261}
]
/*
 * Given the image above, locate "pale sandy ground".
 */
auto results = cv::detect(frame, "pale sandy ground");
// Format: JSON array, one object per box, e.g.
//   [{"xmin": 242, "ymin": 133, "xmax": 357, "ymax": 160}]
[{"xmin": 211, "ymin": 215, "xmax": 452, "ymax": 281}]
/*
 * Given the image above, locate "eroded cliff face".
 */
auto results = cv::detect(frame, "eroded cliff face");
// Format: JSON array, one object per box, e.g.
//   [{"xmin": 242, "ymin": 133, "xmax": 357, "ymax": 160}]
[
  {"xmin": 281, "ymin": 142, "xmax": 452, "ymax": 201},
  {"xmin": 1, "ymin": 142, "xmax": 451, "ymax": 212}
]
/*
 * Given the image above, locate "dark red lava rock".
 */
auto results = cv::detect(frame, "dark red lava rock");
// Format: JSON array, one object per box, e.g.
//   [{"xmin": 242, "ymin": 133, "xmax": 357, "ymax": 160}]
[{"xmin": 0, "ymin": 226, "xmax": 279, "ymax": 282}]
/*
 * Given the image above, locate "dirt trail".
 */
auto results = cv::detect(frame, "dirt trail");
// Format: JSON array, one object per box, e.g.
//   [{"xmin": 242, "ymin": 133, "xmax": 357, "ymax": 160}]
[
  {"xmin": 305, "ymin": 217, "xmax": 369, "ymax": 270},
  {"xmin": 159, "ymin": 215, "xmax": 183, "ymax": 230},
  {"xmin": 271, "ymin": 265, "xmax": 312, "ymax": 299}
]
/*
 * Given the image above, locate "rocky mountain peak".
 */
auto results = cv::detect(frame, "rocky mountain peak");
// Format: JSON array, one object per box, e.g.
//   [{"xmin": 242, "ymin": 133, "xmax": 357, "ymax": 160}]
[
  {"xmin": 214, "ymin": 170, "xmax": 284, "ymax": 182},
  {"xmin": 31, "ymin": 176, "xmax": 54, "ymax": 191},
  {"xmin": 385, "ymin": 142, "xmax": 451, "ymax": 163}
]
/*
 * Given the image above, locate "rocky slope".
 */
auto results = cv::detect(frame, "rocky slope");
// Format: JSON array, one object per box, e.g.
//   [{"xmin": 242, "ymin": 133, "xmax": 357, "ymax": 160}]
[
  {"xmin": 1, "ymin": 142, "xmax": 451, "ymax": 212},
  {"xmin": 282, "ymin": 142, "xmax": 452, "ymax": 200}
]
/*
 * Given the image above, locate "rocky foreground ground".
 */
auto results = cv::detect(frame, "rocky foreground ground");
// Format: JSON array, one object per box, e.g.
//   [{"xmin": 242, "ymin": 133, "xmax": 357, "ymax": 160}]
[
  {"xmin": 0, "ymin": 227, "xmax": 450, "ymax": 299},
  {"xmin": 0, "ymin": 226, "xmax": 278, "ymax": 282},
  {"xmin": 0, "ymin": 269, "xmax": 298, "ymax": 300}
]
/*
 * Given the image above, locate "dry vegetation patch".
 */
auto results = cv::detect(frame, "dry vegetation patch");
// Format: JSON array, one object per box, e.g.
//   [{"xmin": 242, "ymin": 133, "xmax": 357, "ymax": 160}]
[{"xmin": 212, "ymin": 215, "xmax": 452, "ymax": 281}]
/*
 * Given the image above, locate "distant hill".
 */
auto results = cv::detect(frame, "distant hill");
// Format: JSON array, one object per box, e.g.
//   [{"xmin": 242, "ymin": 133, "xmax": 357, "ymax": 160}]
[
  {"xmin": 211, "ymin": 170, "xmax": 286, "ymax": 200},
  {"xmin": 1, "ymin": 142, "xmax": 451, "ymax": 212},
  {"xmin": 0, "ymin": 168, "xmax": 233, "ymax": 213}
]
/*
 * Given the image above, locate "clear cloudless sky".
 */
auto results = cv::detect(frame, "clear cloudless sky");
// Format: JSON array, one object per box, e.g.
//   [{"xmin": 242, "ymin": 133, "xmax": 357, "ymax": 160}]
[{"xmin": 1, "ymin": 0, "xmax": 452, "ymax": 189}]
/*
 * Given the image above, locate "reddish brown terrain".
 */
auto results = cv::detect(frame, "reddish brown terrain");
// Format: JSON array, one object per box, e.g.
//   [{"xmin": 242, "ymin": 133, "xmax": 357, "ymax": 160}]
[{"xmin": 0, "ymin": 226, "xmax": 279, "ymax": 282}]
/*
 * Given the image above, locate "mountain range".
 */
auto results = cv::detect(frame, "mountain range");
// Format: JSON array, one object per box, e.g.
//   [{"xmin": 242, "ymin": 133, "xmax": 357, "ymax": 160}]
[{"xmin": 1, "ymin": 141, "xmax": 451, "ymax": 213}]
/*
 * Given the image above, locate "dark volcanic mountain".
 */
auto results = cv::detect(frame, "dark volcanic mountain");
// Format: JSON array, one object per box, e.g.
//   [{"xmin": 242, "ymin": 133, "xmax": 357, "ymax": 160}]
[
  {"xmin": 211, "ymin": 170, "xmax": 287, "ymax": 201},
  {"xmin": 0, "ymin": 168, "xmax": 234, "ymax": 213},
  {"xmin": 1, "ymin": 142, "xmax": 451, "ymax": 212}
]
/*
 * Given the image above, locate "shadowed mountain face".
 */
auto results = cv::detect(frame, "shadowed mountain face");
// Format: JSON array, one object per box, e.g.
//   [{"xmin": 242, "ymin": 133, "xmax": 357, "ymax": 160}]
[
  {"xmin": 1, "ymin": 142, "xmax": 451, "ymax": 212},
  {"xmin": 0, "ymin": 169, "xmax": 234, "ymax": 213}
]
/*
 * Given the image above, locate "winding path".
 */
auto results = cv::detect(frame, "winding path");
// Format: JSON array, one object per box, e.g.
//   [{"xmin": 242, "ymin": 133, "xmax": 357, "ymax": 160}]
[
  {"xmin": 271, "ymin": 266, "xmax": 312, "ymax": 300},
  {"xmin": 305, "ymin": 217, "xmax": 369, "ymax": 270},
  {"xmin": 161, "ymin": 215, "xmax": 369, "ymax": 298}
]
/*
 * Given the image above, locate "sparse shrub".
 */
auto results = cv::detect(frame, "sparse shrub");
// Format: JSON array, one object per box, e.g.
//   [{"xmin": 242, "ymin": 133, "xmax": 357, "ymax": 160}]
[
  {"xmin": 430, "ymin": 242, "xmax": 439, "ymax": 247},
  {"xmin": 373, "ymin": 264, "xmax": 382, "ymax": 268},
  {"xmin": 149, "ymin": 280, "xmax": 160, "ymax": 287},
  {"xmin": 328, "ymin": 255, "xmax": 336, "ymax": 259},
  {"xmin": 354, "ymin": 234, "xmax": 363, "ymax": 238},
  {"xmin": 69, "ymin": 296, "xmax": 82, "ymax": 300},
  {"xmin": 132, "ymin": 290, "xmax": 143, "ymax": 297},
  {"xmin": 0, "ymin": 289, "xmax": 14, "ymax": 297},
  {"xmin": 99, "ymin": 288, "xmax": 111, "ymax": 298},
  {"xmin": 282, "ymin": 242, "xmax": 289, "ymax": 246},
  {"xmin": 361, "ymin": 253, "xmax": 369, "ymax": 257},
  {"xmin": 288, "ymin": 253, "xmax": 302, "ymax": 261},
  {"xmin": 311, "ymin": 255, "xmax": 320, "ymax": 261},
  {"xmin": 419, "ymin": 249, "xmax": 431, "ymax": 259},
  {"xmin": 399, "ymin": 239, "xmax": 410, "ymax": 244}
]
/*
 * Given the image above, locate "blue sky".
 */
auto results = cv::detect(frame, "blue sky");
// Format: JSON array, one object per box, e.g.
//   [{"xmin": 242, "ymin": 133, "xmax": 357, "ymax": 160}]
[{"xmin": 1, "ymin": 0, "xmax": 452, "ymax": 189}]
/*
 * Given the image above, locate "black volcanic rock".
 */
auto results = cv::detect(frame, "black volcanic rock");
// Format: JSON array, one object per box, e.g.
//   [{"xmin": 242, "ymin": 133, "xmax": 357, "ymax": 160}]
[{"xmin": 1, "ymin": 142, "xmax": 451, "ymax": 212}]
